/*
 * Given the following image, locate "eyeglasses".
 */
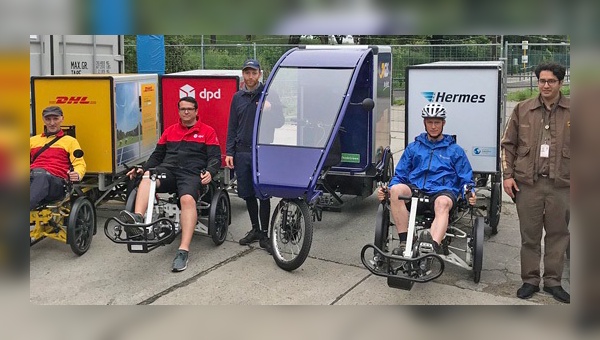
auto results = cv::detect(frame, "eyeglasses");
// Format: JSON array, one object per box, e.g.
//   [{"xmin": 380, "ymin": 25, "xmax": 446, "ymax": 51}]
[
  {"xmin": 178, "ymin": 107, "xmax": 196, "ymax": 112},
  {"xmin": 538, "ymin": 79, "xmax": 559, "ymax": 86}
]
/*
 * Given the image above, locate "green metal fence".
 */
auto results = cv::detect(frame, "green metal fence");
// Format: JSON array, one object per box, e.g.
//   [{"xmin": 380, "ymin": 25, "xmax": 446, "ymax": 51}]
[{"xmin": 124, "ymin": 42, "xmax": 570, "ymax": 101}]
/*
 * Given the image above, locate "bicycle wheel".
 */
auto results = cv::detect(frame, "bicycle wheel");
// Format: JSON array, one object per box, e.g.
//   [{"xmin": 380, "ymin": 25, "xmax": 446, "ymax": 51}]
[
  {"xmin": 67, "ymin": 197, "xmax": 96, "ymax": 256},
  {"xmin": 374, "ymin": 203, "xmax": 390, "ymax": 252},
  {"xmin": 382, "ymin": 153, "xmax": 394, "ymax": 183},
  {"xmin": 125, "ymin": 187, "xmax": 137, "ymax": 212},
  {"xmin": 208, "ymin": 189, "xmax": 230, "ymax": 245},
  {"xmin": 472, "ymin": 216, "xmax": 485, "ymax": 283},
  {"xmin": 488, "ymin": 182, "xmax": 501, "ymax": 235},
  {"xmin": 270, "ymin": 198, "xmax": 313, "ymax": 271}
]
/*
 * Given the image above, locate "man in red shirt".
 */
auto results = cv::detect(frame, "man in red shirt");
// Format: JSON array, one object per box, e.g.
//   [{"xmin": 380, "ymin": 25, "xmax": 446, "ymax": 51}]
[{"xmin": 121, "ymin": 96, "xmax": 221, "ymax": 272}]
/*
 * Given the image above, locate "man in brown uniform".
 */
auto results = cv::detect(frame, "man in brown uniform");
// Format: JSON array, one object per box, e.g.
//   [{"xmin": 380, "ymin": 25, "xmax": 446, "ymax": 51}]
[{"xmin": 501, "ymin": 62, "xmax": 570, "ymax": 303}]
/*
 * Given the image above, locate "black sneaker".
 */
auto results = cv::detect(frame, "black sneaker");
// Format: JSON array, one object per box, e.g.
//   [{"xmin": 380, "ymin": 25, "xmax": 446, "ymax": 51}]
[
  {"xmin": 239, "ymin": 229, "xmax": 261, "ymax": 245},
  {"xmin": 172, "ymin": 249, "xmax": 189, "ymax": 272},
  {"xmin": 419, "ymin": 231, "xmax": 443, "ymax": 255},
  {"xmin": 259, "ymin": 231, "xmax": 273, "ymax": 254},
  {"xmin": 543, "ymin": 285, "xmax": 570, "ymax": 303},
  {"xmin": 119, "ymin": 210, "xmax": 144, "ymax": 238},
  {"xmin": 517, "ymin": 283, "xmax": 540, "ymax": 299}
]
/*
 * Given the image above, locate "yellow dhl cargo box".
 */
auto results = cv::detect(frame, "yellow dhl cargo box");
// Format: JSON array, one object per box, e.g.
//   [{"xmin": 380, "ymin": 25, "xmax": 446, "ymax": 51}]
[{"xmin": 31, "ymin": 74, "xmax": 160, "ymax": 175}]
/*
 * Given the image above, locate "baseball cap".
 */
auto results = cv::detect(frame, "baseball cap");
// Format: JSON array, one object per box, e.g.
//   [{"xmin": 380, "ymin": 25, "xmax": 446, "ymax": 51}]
[
  {"xmin": 42, "ymin": 106, "xmax": 63, "ymax": 117},
  {"xmin": 242, "ymin": 59, "xmax": 261, "ymax": 70}
]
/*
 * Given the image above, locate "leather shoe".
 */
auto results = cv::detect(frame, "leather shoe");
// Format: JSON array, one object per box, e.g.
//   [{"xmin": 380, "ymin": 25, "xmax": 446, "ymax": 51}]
[
  {"xmin": 543, "ymin": 286, "xmax": 570, "ymax": 304},
  {"xmin": 517, "ymin": 283, "xmax": 540, "ymax": 299}
]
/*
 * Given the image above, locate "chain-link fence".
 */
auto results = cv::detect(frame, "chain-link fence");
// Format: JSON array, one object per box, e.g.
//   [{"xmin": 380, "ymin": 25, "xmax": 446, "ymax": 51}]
[{"xmin": 124, "ymin": 41, "xmax": 570, "ymax": 101}]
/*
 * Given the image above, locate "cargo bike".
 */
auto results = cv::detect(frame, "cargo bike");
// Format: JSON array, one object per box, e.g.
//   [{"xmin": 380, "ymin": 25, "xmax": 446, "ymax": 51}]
[{"xmin": 252, "ymin": 46, "xmax": 394, "ymax": 271}]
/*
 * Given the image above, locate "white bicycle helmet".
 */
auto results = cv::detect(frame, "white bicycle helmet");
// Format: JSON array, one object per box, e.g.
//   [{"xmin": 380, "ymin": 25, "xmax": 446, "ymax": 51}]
[{"xmin": 421, "ymin": 102, "xmax": 447, "ymax": 119}]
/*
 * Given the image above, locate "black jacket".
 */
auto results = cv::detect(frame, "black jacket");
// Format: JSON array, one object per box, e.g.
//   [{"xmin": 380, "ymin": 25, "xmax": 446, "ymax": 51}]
[
  {"xmin": 226, "ymin": 83, "xmax": 284, "ymax": 155},
  {"xmin": 144, "ymin": 120, "xmax": 221, "ymax": 177}
]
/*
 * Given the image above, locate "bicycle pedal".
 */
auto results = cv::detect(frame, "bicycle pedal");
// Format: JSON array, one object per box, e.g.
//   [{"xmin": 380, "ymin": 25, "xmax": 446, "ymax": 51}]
[{"xmin": 418, "ymin": 242, "xmax": 435, "ymax": 254}]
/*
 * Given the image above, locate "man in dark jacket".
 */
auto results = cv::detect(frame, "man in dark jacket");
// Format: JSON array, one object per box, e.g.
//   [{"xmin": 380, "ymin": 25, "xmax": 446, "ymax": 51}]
[
  {"xmin": 378, "ymin": 102, "xmax": 476, "ymax": 256},
  {"xmin": 121, "ymin": 96, "xmax": 221, "ymax": 272},
  {"xmin": 225, "ymin": 59, "xmax": 284, "ymax": 253}
]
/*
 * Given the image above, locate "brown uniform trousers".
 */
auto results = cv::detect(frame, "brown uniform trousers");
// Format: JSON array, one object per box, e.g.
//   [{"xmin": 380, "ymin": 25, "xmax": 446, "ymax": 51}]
[{"xmin": 515, "ymin": 177, "xmax": 569, "ymax": 287}]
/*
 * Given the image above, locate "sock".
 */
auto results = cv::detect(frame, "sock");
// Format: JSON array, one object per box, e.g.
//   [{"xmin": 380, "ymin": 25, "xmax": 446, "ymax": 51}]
[
  {"xmin": 245, "ymin": 197, "xmax": 259, "ymax": 230},
  {"xmin": 399, "ymin": 232, "xmax": 407, "ymax": 242},
  {"xmin": 259, "ymin": 198, "xmax": 271, "ymax": 232}
]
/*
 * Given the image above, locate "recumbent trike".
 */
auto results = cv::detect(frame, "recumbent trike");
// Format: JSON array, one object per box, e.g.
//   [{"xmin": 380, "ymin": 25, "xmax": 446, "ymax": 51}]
[
  {"xmin": 361, "ymin": 184, "xmax": 485, "ymax": 290},
  {"xmin": 103, "ymin": 166, "xmax": 231, "ymax": 253},
  {"xmin": 30, "ymin": 147, "xmax": 97, "ymax": 256}
]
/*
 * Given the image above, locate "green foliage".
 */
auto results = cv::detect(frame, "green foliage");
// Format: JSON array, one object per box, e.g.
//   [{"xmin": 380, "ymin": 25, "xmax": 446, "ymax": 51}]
[
  {"xmin": 507, "ymin": 86, "xmax": 570, "ymax": 101},
  {"xmin": 393, "ymin": 98, "xmax": 405, "ymax": 106}
]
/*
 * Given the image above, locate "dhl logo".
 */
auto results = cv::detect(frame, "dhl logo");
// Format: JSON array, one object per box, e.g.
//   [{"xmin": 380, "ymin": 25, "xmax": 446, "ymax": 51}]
[
  {"xmin": 143, "ymin": 86, "xmax": 154, "ymax": 92},
  {"xmin": 50, "ymin": 96, "xmax": 96, "ymax": 104}
]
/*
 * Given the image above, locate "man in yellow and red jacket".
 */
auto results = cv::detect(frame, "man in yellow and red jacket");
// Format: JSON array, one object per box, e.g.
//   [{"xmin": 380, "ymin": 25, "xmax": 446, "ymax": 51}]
[{"xmin": 30, "ymin": 106, "xmax": 86, "ymax": 210}]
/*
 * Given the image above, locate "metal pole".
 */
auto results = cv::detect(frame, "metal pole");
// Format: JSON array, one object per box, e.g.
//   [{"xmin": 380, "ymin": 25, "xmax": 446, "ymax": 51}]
[
  {"xmin": 92, "ymin": 35, "xmax": 97, "ymax": 74},
  {"xmin": 201, "ymin": 35, "xmax": 205, "ymax": 69},
  {"xmin": 253, "ymin": 42, "xmax": 257, "ymax": 60}
]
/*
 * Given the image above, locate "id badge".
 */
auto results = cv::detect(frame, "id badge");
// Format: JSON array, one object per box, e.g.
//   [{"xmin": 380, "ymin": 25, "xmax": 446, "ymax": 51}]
[{"xmin": 540, "ymin": 144, "xmax": 549, "ymax": 158}]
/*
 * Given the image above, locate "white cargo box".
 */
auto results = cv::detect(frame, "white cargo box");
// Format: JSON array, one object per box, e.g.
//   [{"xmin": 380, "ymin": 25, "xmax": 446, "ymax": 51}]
[{"xmin": 406, "ymin": 61, "xmax": 504, "ymax": 173}]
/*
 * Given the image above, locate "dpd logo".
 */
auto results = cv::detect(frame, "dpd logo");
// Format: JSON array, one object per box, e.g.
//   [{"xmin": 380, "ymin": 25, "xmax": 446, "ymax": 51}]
[{"xmin": 199, "ymin": 88, "xmax": 221, "ymax": 102}]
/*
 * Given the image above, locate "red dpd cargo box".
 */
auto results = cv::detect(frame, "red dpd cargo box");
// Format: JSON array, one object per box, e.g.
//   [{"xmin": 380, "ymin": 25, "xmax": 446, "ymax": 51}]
[{"xmin": 160, "ymin": 75, "xmax": 240, "ymax": 167}]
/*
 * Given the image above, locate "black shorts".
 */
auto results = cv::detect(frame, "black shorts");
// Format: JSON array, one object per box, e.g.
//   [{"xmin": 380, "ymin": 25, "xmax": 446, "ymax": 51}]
[
  {"xmin": 407, "ymin": 184, "xmax": 457, "ymax": 213},
  {"xmin": 155, "ymin": 165, "xmax": 202, "ymax": 201},
  {"xmin": 233, "ymin": 151, "xmax": 256, "ymax": 199}
]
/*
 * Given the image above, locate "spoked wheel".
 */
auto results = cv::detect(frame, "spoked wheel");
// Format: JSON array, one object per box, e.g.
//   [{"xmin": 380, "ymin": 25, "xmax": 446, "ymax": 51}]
[
  {"xmin": 208, "ymin": 189, "xmax": 230, "ymax": 245},
  {"xmin": 374, "ymin": 203, "xmax": 390, "ymax": 252},
  {"xmin": 471, "ymin": 216, "xmax": 485, "ymax": 283},
  {"xmin": 67, "ymin": 197, "xmax": 96, "ymax": 256},
  {"xmin": 488, "ymin": 182, "xmax": 501, "ymax": 235},
  {"xmin": 270, "ymin": 198, "xmax": 313, "ymax": 271}
]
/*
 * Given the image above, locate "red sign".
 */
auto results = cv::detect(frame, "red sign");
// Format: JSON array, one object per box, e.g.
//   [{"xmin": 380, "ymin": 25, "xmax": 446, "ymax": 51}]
[{"xmin": 160, "ymin": 76, "xmax": 239, "ymax": 167}]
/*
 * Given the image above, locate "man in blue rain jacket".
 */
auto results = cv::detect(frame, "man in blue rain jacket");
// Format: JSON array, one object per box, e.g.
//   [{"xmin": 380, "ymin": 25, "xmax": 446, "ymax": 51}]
[{"xmin": 377, "ymin": 102, "xmax": 476, "ymax": 255}]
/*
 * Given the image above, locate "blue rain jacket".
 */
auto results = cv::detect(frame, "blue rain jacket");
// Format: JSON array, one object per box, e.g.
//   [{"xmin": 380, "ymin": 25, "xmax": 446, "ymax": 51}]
[{"xmin": 389, "ymin": 133, "xmax": 474, "ymax": 198}]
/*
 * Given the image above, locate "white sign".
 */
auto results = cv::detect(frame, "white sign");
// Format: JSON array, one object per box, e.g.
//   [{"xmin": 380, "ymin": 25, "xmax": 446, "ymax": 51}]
[
  {"xmin": 522, "ymin": 41, "xmax": 528, "ymax": 50},
  {"xmin": 522, "ymin": 55, "xmax": 528, "ymax": 64},
  {"xmin": 406, "ymin": 65, "xmax": 500, "ymax": 172}
]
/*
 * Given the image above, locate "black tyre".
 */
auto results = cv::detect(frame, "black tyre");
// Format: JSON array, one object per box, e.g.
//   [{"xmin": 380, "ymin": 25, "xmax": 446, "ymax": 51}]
[
  {"xmin": 374, "ymin": 203, "xmax": 390, "ymax": 252},
  {"xmin": 382, "ymin": 153, "xmax": 394, "ymax": 183},
  {"xmin": 488, "ymin": 182, "xmax": 501, "ymax": 235},
  {"xmin": 208, "ymin": 189, "xmax": 230, "ymax": 245},
  {"xmin": 125, "ymin": 187, "xmax": 137, "ymax": 212},
  {"xmin": 472, "ymin": 216, "xmax": 485, "ymax": 283},
  {"xmin": 67, "ymin": 197, "xmax": 95, "ymax": 256},
  {"xmin": 270, "ymin": 198, "xmax": 313, "ymax": 271}
]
